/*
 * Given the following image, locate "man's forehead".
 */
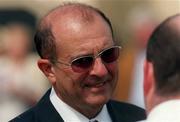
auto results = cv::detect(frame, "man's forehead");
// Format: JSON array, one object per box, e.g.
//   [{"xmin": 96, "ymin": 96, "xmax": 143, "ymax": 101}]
[{"xmin": 44, "ymin": 4, "xmax": 98, "ymax": 26}]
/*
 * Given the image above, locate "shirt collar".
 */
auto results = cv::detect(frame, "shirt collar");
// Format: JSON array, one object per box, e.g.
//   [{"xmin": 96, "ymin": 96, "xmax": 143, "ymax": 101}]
[{"xmin": 50, "ymin": 87, "xmax": 112, "ymax": 122}]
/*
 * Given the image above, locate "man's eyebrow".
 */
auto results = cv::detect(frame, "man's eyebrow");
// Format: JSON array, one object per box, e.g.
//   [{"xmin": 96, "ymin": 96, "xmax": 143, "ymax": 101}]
[{"xmin": 70, "ymin": 52, "xmax": 93, "ymax": 61}]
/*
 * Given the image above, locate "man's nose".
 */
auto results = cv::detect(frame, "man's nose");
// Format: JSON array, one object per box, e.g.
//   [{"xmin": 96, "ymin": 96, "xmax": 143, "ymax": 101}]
[{"xmin": 89, "ymin": 57, "xmax": 108, "ymax": 77}]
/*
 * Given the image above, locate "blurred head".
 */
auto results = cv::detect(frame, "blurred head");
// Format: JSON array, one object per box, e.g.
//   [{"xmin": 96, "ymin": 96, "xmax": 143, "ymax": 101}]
[
  {"xmin": 35, "ymin": 3, "xmax": 120, "ymax": 118},
  {"xmin": 144, "ymin": 14, "xmax": 180, "ymax": 113},
  {"xmin": 2, "ymin": 23, "xmax": 31, "ymax": 60}
]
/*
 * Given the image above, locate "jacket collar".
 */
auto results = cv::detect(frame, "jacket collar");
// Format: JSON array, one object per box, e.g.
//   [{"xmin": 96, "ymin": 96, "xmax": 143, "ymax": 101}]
[{"xmin": 35, "ymin": 88, "xmax": 64, "ymax": 122}]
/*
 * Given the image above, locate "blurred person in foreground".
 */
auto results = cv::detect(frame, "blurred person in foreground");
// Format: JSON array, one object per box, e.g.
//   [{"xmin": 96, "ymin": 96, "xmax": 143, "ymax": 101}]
[
  {"xmin": 141, "ymin": 14, "xmax": 180, "ymax": 122},
  {"xmin": 0, "ymin": 23, "xmax": 48, "ymax": 122},
  {"xmin": 11, "ymin": 3, "xmax": 146, "ymax": 122}
]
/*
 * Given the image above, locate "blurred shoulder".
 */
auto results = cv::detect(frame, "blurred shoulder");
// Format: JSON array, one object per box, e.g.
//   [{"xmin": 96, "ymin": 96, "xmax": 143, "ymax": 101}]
[{"xmin": 10, "ymin": 108, "xmax": 36, "ymax": 122}]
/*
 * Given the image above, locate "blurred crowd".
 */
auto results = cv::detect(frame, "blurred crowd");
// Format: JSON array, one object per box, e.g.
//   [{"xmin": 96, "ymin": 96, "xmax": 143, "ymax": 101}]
[{"xmin": 0, "ymin": 14, "xmax": 49, "ymax": 121}]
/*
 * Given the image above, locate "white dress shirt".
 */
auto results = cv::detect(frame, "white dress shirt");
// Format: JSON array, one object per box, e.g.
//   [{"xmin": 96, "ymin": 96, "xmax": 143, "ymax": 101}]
[
  {"xmin": 138, "ymin": 100, "xmax": 180, "ymax": 122},
  {"xmin": 50, "ymin": 87, "xmax": 112, "ymax": 122}
]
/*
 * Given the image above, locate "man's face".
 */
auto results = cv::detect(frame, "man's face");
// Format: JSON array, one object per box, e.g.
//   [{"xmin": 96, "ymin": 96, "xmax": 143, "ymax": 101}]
[{"xmin": 51, "ymin": 15, "xmax": 119, "ymax": 112}]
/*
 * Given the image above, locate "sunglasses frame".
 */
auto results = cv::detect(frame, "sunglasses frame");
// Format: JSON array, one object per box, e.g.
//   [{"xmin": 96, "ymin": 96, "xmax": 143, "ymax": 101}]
[{"xmin": 52, "ymin": 45, "xmax": 122, "ymax": 71}]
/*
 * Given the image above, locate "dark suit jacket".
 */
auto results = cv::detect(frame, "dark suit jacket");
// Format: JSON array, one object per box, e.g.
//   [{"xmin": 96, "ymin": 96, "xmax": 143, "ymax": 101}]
[{"xmin": 10, "ymin": 89, "xmax": 146, "ymax": 122}]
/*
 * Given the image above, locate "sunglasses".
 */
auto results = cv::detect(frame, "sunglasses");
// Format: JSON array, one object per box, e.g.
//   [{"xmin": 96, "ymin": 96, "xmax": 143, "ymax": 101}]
[{"xmin": 53, "ymin": 46, "xmax": 121, "ymax": 72}]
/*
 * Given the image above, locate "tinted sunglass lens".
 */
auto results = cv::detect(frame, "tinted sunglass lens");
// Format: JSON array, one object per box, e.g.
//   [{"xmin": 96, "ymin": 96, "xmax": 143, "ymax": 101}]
[
  {"xmin": 101, "ymin": 47, "xmax": 119, "ymax": 63},
  {"xmin": 71, "ymin": 57, "xmax": 93, "ymax": 72}
]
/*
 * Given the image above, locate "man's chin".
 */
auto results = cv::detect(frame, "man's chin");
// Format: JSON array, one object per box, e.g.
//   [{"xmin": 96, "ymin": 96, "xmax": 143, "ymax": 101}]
[
  {"xmin": 85, "ymin": 95, "xmax": 110, "ymax": 107},
  {"xmin": 82, "ymin": 85, "xmax": 113, "ymax": 107}
]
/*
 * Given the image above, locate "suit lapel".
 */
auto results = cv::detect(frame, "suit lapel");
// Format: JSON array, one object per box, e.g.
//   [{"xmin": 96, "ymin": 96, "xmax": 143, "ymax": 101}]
[
  {"xmin": 107, "ymin": 101, "xmax": 126, "ymax": 122},
  {"xmin": 35, "ymin": 88, "xmax": 64, "ymax": 122},
  {"xmin": 107, "ymin": 100, "xmax": 146, "ymax": 122}
]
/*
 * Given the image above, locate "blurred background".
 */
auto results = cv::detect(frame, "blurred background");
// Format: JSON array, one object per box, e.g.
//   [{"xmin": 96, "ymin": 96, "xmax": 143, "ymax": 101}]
[{"xmin": 0, "ymin": 0, "xmax": 179, "ymax": 121}]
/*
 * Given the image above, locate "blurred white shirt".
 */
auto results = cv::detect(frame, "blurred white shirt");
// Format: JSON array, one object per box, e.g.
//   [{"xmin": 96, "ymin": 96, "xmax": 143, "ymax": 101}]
[{"xmin": 137, "ymin": 100, "xmax": 180, "ymax": 122}]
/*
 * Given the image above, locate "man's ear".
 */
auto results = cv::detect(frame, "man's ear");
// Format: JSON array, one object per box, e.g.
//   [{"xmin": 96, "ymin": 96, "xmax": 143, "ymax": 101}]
[
  {"xmin": 37, "ymin": 59, "xmax": 56, "ymax": 84},
  {"xmin": 143, "ymin": 60, "xmax": 155, "ymax": 97},
  {"xmin": 143, "ymin": 60, "xmax": 156, "ymax": 113}
]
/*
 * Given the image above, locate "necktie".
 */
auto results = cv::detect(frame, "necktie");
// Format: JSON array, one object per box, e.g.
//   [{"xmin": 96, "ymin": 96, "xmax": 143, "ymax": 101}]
[{"xmin": 93, "ymin": 120, "xmax": 98, "ymax": 122}]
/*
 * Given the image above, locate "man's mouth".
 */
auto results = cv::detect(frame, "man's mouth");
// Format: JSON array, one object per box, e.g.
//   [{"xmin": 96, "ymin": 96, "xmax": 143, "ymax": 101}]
[{"xmin": 84, "ymin": 81, "xmax": 107, "ymax": 88}]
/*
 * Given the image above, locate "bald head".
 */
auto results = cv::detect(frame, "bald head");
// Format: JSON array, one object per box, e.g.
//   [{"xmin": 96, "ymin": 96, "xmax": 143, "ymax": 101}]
[
  {"xmin": 165, "ymin": 14, "xmax": 180, "ymax": 34},
  {"xmin": 34, "ymin": 3, "xmax": 113, "ymax": 60},
  {"xmin": 146, "ymin": 14, "xmax": 180, "ymax": 96},
  {"xmin": 45, "ymin": 3, "xmax": 96, "ymax": 26}
]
